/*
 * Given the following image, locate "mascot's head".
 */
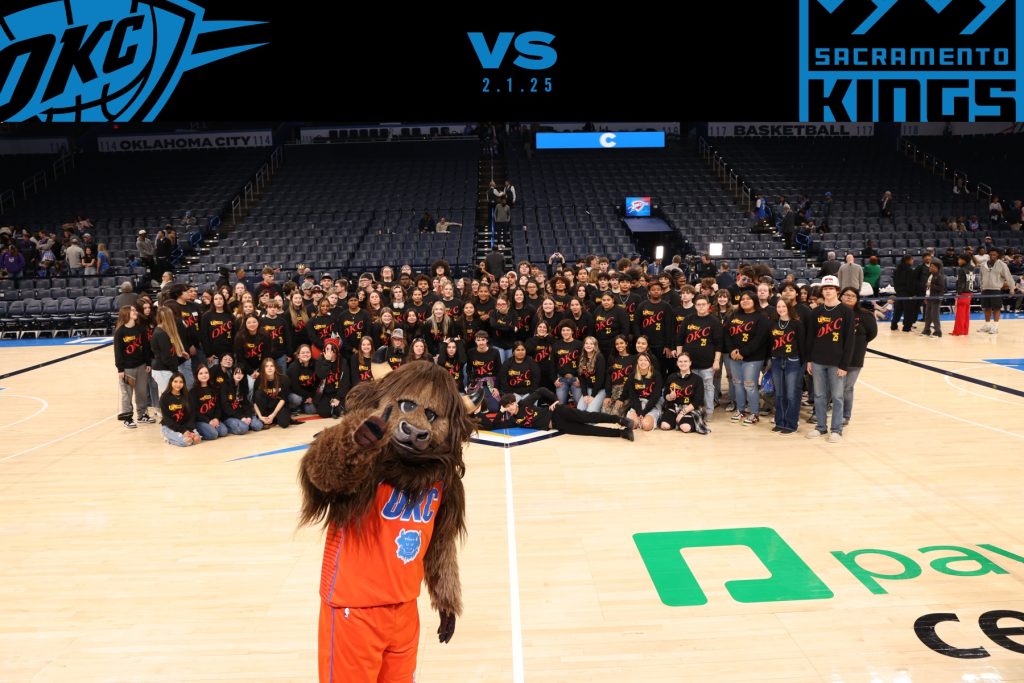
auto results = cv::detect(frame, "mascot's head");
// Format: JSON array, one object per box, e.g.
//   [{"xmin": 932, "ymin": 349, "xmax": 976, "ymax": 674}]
[{"xmin": 348, "ymin": 362, "xmax": 476, "ymax": 472}]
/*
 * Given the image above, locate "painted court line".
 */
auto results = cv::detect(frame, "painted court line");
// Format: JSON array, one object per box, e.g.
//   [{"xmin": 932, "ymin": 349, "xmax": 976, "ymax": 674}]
[
  {"xmin": 860, "ymin": 381, "xmax": 1024, "ymax": 441},
  {"xmin": 0, "ymin": 395, "xmax": 48, "ymax": 430},
  {"xmin": 503, "ymin": 439, "xmax": 525, "ymax": 683},
  {"xmin": 0, "ymin": 416, "xmax": 109, "ymax": 464}
]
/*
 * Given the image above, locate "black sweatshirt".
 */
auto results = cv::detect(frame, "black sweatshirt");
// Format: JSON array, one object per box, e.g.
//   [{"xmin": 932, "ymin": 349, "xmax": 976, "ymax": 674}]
[
  {"xmin": 663, "ymin": 372, "xmax": 705, "ymax": 411},
  {"xmin": 568, "ymin": 311, "xmax": 595, "ymax": 341},
  {"xmin": 850, "ymin": 308, "xmax": 878, "ymax": 369},
  {"xmin": 512, "ymin": 305, "xmax": 536, "ymax": 340},
  {"xmin": 287, "ymin": 360, "xmax": 318, "ymax": 401},
  {"xmin": 438, "ymin": 352, "xmax": 466, "ymax": 387},
  {"xmin": 190, "ymin": 383, "xmax": 222, "ymax": 424},
  {"xmin": 350, "ymin": 354, "xmax": 374, "ymax": 385},
  {"xmin": 636, "ymin": 299, "xmax": 673, "ymax": 348},
  {"xmin": 336, "ymin": 308, "xmax": 371, "ymax": 351},
  {"xmin": 724, "ymin": 310, "xmax": 771, "ymax": 362},
  {"xmin": 466, "ymin": 347, "xmax": 502, "ymax": 381},
  {"xmin": 499, "ymin": 357, "xmax": 541, "ymax": 394},
  {"xmin": 552, "ymin": 339, "xmax": 583, "ymax": 378},
  {"xmin": 593, "ymin": 305, "xmax": 630, "ymax": 348},
  {"xmin": 150, "ymin": 327, "xmax": 181, "ymax": 372},
  {"xmin": 578, "ymin": 353, "xmax": 606, "ymax": 397},
  {"xmin": 259, "ymin": 314, "xmax": 291, "ymax": 359},
  {"xmin": 221, "ymin": 378, "xmax": 254, "ymax": 420},
  {"xmin": 806, "ymin": 303, "xmax": 856, "ymax": 370},
  {"xmin": 253, "ymin": 377, "xmax": 290, "ymax": 416},
  {"xmin": 160, "ymin": 391, "xmax": 195, "ymax": 432},
  {"xmin": 769, "ymin": 318, "xmax": 806, "ymax": 364},
  {"xmin": 606, "ymin": 353, "xmax": 635, "ymax": 394},
  {"xmin": 307, "ymin": 314, "xmax": 337, "ymax": 352},
  {"xmin": 490, "ymin": 310, "xmax": 518, "ymax": 350},
  {"xmin": 200, "ymin": 312, "xmax": 234, "ymax": 358},
  {"xmin": 114, "ymin": 324, "xmax": 149, "ymax": 371},
  {"xmin": 624, "ymin": 373, "xmax": 663, "ymax": 415},
  {"xmin": 316, "ymin": 356, "xmax": 350, "ymax": 400},
  {"xmin": 678, "ymin": 314, "xmax": 723, "ymax": 370},
  {"xmin": 234, "ymin": 332, "xmax": 271, "ymax": 374}
]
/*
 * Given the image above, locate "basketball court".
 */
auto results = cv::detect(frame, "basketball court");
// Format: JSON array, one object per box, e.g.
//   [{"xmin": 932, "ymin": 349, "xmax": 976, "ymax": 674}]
[{"xmin": 2, "ymin": 318, "xmax": 1023, "ymax": 682}]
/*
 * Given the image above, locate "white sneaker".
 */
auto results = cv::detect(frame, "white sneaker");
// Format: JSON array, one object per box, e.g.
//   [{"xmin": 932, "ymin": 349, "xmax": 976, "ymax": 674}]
[
  {"xmin": 989, "ymin": 324, "xmax": 998, "ymax": 334},
  {"xmin": 805, "ymin": 429, "xmax": 824, "ymax": 439},
  {"xmin": 979, "ymin": 323, "xmax": 992, "ymax": 333},
  {"xmin": 827, "ymin": 432, "xmax": 843, "ymax": 443}
]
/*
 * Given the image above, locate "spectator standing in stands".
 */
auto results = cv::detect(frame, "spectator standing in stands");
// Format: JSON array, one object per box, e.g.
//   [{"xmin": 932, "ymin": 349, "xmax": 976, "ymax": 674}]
[
  {"xmin": 154, "ymin": 229, "xmax": 172, "ymax": 275},
  {"xmin": 837, "ymin": 254, "xmax": 863, "ymax": 293},
  {"xmin": 818, "ymin": 251, "xmax": 841, "ymax": 278},
  {"xmin": 861, "ymin": 240, "xmax": 878, "ymax": 261},
  {"xmin": 502, "ymin": 179, "xmax": 517, "ymax": 223},
  {"xmin": 780, "ymin": 203, "xmax": 796, "ymax": 249},
  {"xmin": 863, "ymin": 255, "xmax": 881, "ymax": 295},
  {"xmin": 879, "ymin": 190, "xmax": 893, "ymax": 221},
  {"xmin": 65, "ymin": 238, "xmax": 84, "ymax": 275},
  {"xmin": 978, "ymin": 248, "xmax": 1014, "ymax": 334},
  {"xmin": 715, "ymin": 261, "xmax": 733, "ymax": 291},
  {"xmin": 821, "ymin": 191, "xmax": 833, "ymax": 230},
  {"xmin": 137, "ymin": 229, "xmax": 156, "ymax": 281},
  {"xmin": 494, "ymin": 196, "xmax": 511, "ymax": 236}
]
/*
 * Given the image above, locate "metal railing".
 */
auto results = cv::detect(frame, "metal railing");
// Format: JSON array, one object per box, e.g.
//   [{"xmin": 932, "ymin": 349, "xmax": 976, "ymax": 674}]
[
  {"xmin": 899, "ymin": 139, "xmax": 989, "ymax": 200},
  {"xmin": 0, "ymin": 148, "xmax": 77, "ymax": 216},
  {"xmin": 697, "ymin": 137, "xmax": 753, "ymax": 212},
  {"xmin": 230, "ymin": 145, "xmax": 284, "ymax": 225}
]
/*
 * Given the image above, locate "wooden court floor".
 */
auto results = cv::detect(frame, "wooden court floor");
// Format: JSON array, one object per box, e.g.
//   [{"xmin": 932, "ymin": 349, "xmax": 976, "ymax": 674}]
[{"xmin": 1, "ymin": 319, "xmax": 1023, "ymax": 682}]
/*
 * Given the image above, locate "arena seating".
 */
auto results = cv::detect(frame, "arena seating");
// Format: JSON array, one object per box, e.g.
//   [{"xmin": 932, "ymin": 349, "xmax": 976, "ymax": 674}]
[
  {"xmin": 905, "ymin": 134, "xmax": 1024, "ymax": 200},
  {"xmin": 199, "ymin": 142, "xmax": 478, "ymax": 287},
  {"xmin": 707, "ymin": 137, "xmax": 1024, "ymax": 287}
]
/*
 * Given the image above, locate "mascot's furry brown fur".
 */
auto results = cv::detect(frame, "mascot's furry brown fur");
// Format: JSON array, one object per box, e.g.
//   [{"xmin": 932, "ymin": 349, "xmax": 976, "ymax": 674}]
[{"xmin": 299, "ymin": 361, "xmax": 475, "ymax": 682}]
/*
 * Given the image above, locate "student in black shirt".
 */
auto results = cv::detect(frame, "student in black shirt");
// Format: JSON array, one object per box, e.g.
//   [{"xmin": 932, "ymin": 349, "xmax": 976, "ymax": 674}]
[
  {"xmin": 438, "ymin": 338, "xmax": 467, "ymax": 389},
  {"xmin": 200, "ymin": 292, "xmax": 234, "ymax": 366},
  {"xmin": 350, "ymin": 336, "xmax": 375, "ymax": 387},
  {"xmin": 725, "ymin": 291, "xmax": 771, "ymax": 426},
  {"xmin": 604, "ymin": 335, "xmax": 634, "ymax": 416},
  {"xmin": 499, "ymin": 342, "xmax": 542, "ymax": 399},
  {"xmin": 677, "ymin": 295, "xmax": 723, "ymax": 421},
  {"xmin": 160, "ymin": 372, "xmax": 201, "ymax": 447},
  {"xmin": 308, "ymin": 298, "xmax": 338, "ymax": 354},
  {"xmin": 337, "ymin": 293, "xmax": 371, "ymax": 358},
  {"xmin": 466, "ymin": 330, "xmax": 502, "ymax": 411},
  {"xmin": 287, "ymin": 344, "xmax": 319, "ymax": 415},
  {"xmin": 490, "ymin": 295, "xmax": 518, "ymax": 363},
  {"xmin": 221, "ymin": 365, "xmax": 262, "ymax": 433},
  {"xmin": 525, "ymin": 320, "xmax": 555, "ymax": 390},
  {"xmin": 259, "ymin": 298, "xmax": 291, "ymax": 373},
  {"xmin": 425, "ymin": 301, "xmax": 463, "ymax": 358},
  {"xmin": 314, "ymin": 340, "xmax": 349, "ymax": 418},
  {"xmin": 636, "ymin": 281, "xmax": 674, "ymax": 368},
  {"xmin": 805, "ymin": 276, "xmax": 856, "ymax": 441},
  {"xmin": 566, "ymin": 298, "xmax": 594, "ymax": 341},
  {"xmin": 769, "ymin": 298, "xmax": 806, "ymax": 435},
  {"xmin": 623, "ymin": 352, "xmax": 662, "ymax": 432},
  {"xmin": 839, "ymin": 287, "xmax": 877, "ymax": 427},
  {"xmin": 577, "ymin": 336, "xmax": 606, "ymax": 412},
  {"xmin": 253, "ymin": 357, "xmax": 293, "ymax": 429},
  {"xmin": 552, "ymin": 321, "xmax": 583, "ymax": 404},
  {"xmin": 191, "ymin": 364, "xmax": 228, "ymax": 440},
  {"xmin": 660, "ymin": 352, "xmax": 708, "ymax": 433},
  {"xmin": 593, "ymin": 292, "xmax": 630, "ymax": 359},
  {"xmin": 114, "ymin": 305, "xmax": 153, "ymax": 428},
  {"xmin": 234, "ymin": 314, "xmax": 270, "ymax": 386},
  {"xmin": 510, "ymin": 288, "xmax": 536, "ymax": 341}
]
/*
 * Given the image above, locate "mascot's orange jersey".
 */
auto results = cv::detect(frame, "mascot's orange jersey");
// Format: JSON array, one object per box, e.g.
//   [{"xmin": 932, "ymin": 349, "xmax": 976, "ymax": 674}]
[{"xmin": 320, "ymin": 482, "xmax": 443, "ymax": 608}]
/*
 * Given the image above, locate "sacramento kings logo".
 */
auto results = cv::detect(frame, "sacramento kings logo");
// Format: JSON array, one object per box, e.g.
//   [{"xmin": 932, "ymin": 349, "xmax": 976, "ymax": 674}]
[{"xmin": 0, "ymin": 0, "xmax": 266, "ymax": 122}]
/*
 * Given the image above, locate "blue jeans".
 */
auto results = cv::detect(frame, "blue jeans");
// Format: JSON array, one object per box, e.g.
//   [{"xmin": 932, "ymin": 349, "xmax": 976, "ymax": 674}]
[
  {"xmin": 288, "ymin": 393, "xmax": 316, "ymax": 413},
  {"xmin": 580, "ymin": 389, "xmax": 606, "ymax": 412},
  {"xmin": 728, "ymin": 358, "xmax": 760, "ymax": 415},
  {"xmin": 495, "ymin": 347, "xmax": 512, "ymax": 364},
  {"xmin": 842, "ymin": 366, "xmax": 862, "ymax": 422},
  {"xmin": 225, "ymin": 416, "xmax": 264, "ymax": 434},
  {"xmin": 178, "ymin": 359, "xmax": 194, "ymax": 390},
  {"xmin": 555, "ymin": 376, "xmax": 583, "ymax": 404},
  {"xmin": 694, "ymin": 368, "xmax": 715, "ymax": 418},
  {"xmin": 161, "ymin": 425, "xmax": 191, "ymax": 447},
  {"xmin": 772, "ymin": 358, "xmax": 803, "ymax": 431},
  {"xmin": 152, "ymin": 369, "xmax": 173, "ymax": 397},
  {"xmin": 196, "ymin": 421, "xmax": 228, "ymax": 440},
  {"xmin": 812, "ymin": 364, "xmax": 846, "ymax": 434}
]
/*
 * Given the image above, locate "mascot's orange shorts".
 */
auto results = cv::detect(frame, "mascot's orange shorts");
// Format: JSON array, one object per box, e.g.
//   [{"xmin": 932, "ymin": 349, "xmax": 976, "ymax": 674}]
[{"xmin": 318, "ymin": 599, "xmax": 420, "ymax": 683}]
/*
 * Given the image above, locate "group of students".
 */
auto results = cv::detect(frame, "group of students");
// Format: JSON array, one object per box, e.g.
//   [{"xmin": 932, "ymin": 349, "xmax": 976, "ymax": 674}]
[{"xmin": 114, "ymin": 257, "xmax": 876, "ymax": 446}]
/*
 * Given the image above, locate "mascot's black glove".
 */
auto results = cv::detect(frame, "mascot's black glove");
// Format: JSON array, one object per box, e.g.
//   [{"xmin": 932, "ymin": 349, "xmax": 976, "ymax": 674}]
[
  {"xmin": 354, "ymin": 405, "xmax": 392, "ymax": 448},
  {"xmin": 438, "ymin": 611, "xmax": 456, "ymax": 644}
]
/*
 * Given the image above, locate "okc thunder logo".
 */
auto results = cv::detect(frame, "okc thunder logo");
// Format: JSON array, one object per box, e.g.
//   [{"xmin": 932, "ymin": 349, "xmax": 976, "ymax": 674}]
[
  {"xmin": 0, "ymin": 0, "xmax": 266, "ymax": 122},
  {"xmin": 395, "ymin": 528, "xmax": 422, "ymax": 565},
  {"xmin": 630, "ymin": 199, "xmax": 649, "ymax": 214}
]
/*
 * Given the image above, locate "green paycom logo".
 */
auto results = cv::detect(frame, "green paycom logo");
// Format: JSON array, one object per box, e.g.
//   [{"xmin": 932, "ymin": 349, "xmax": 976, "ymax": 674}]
[{"xmin": 633, "ymin": 527, "xmax": 1024, "ymax": 607}]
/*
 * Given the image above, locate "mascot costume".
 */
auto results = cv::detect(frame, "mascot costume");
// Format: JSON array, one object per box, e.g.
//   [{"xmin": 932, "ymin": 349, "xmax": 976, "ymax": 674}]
[{"xmin": 299, "ymin": 361, "xmax": 475, "ymax": 682}]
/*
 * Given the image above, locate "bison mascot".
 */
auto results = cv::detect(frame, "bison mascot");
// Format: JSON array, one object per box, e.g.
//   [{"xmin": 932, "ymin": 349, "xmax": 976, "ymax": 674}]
[{"xmin": 299, "ymin": 361, "xmax": 475, "ymax": 682}]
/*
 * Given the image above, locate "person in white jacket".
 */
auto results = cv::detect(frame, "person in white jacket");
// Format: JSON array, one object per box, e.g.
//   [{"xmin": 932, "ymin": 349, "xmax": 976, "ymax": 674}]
[{"xmin": 977, "ymin": 249, "xmax": 1014, "ymax": 333}]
